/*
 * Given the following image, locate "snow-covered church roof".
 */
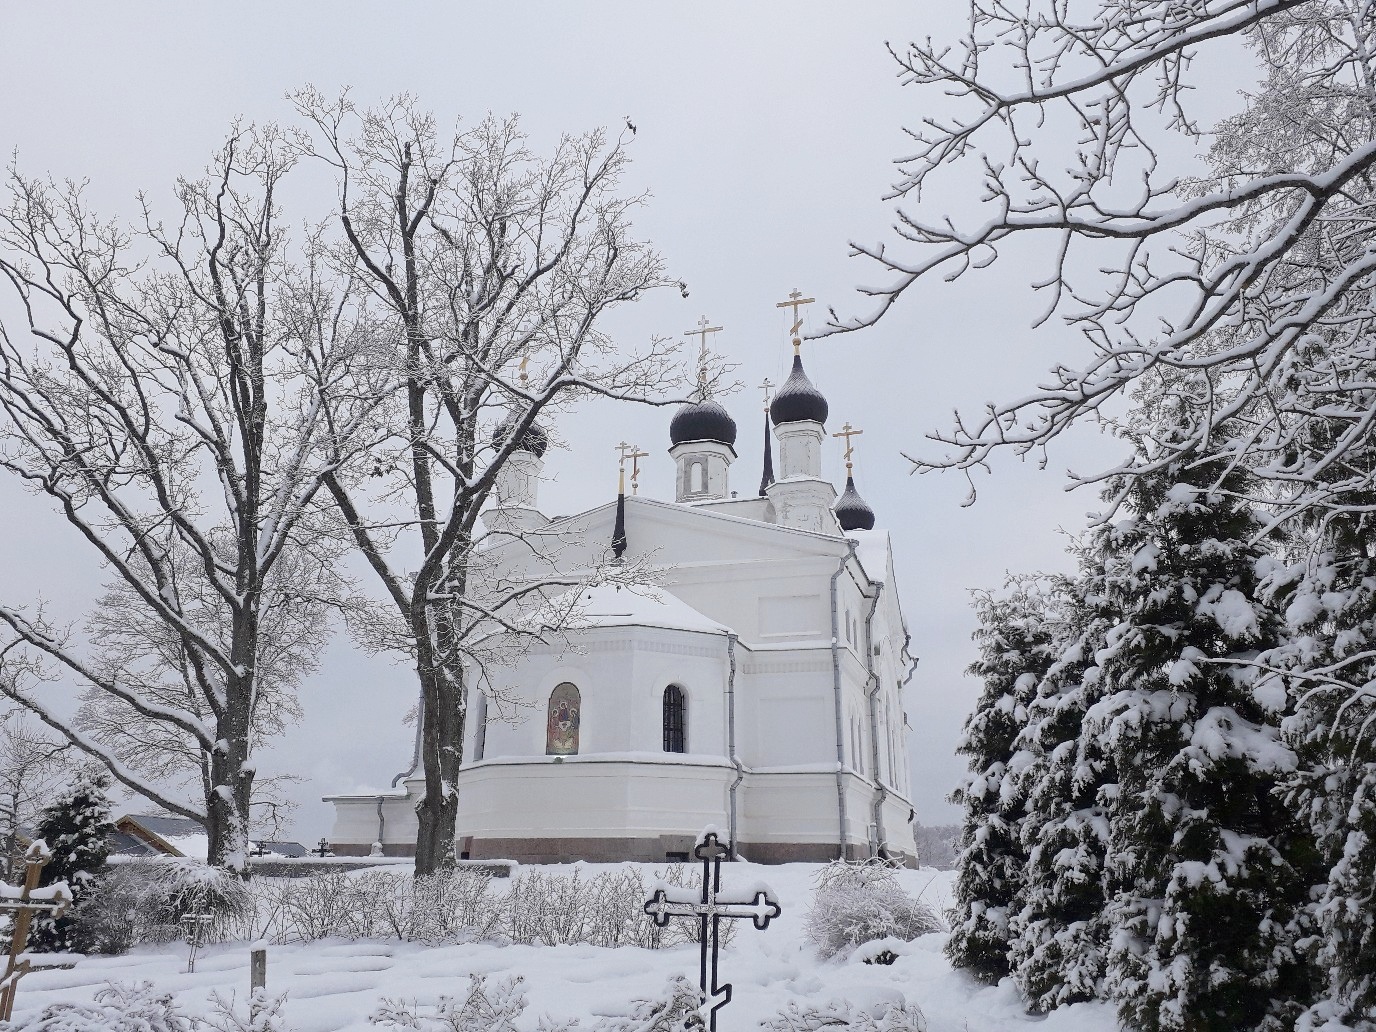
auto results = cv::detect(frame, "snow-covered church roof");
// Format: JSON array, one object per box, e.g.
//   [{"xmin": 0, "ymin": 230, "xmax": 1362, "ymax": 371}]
[{"xmin": 571, "ymin": 584, "xmax": 731, "ymax": 636}]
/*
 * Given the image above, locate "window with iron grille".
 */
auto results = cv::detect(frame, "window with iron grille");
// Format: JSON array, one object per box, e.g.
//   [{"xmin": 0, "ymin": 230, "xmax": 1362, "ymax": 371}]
[{"xmin": 663, "ymin": 684, "xmax": 686, "ymax": 753}]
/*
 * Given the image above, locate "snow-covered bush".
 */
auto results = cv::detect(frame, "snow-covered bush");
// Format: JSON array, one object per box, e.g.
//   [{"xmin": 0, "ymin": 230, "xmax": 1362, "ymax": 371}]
[
  {"xmin": 74, "ymin": 857, "xmax": 253, "ymax": 953},
  {"xmin": 152, "ymin": 857, "xmax": 255, "ymax": 942},
  {"xmin": 804, "ymin": 860, "xmax": 944, "ymax": 960},
  {"xmin": 3, "ymin": 981, "xmax": 196, "ymax": 1032},
  {"xmin": 371, "ymin": 974, "xmax": 526, "ymax": 1032},
  {"xmin": 761, "ymin": 996, "xmax": 927, "ymax": 1032},
  {"xmin": 599, "ymin": 976, "xmax": 704, "ymax": 1032}
]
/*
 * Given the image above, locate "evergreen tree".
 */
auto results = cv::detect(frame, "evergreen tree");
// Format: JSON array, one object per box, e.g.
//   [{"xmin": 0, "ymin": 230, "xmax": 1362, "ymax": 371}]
[
  {"xmin": 947, "ymin": 576, "xmax": 1063, "ymax": 983},
  {"xmin": 1085, "ymin": 447, "xmax": 1316, "ymax": 1032},
  {"xmin": 1260, "ymin": 521, "xmax": 1376, "ymax": 1026},
  {"xmin": 1005, "ymin": 579, "xmax": 1115, "ymax": 1013},
  {"xmin": 28, "ymin": 768, "xmax": 112, "ymax": 953}
]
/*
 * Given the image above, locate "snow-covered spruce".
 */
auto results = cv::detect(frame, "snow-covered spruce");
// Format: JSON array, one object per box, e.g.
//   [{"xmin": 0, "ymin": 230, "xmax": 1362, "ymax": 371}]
[
  {"xmin": 946, "ymin": 577, "xmax": 1064, "ymax": 983},
  {"xmin": 28, "ymin": 767, "xmax": 111, "ymax": 953},
  {"xmin": 1083, "ymin": 448, "xmax": 1317, "ymax": 1032},
  {"xmin": 1004, "ymin": 586, "xmax": 1115, "ymax": 1013}
]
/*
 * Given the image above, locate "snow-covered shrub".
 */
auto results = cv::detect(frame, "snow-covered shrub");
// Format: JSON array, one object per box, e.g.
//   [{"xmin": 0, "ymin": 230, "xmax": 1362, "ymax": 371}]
[
  {"xmin": 599, "ymin": 975, "xmax": 704, "ymax": 1032},
  {"xmin": 4, "ymin": 981, "xmax": 197, "ymax": 1032},
  {"xmin": 408, "ymin": 869, "xmax": 500, "ymax": 945},
  {"xmin": 371, "ymin": 974, "xmax": 526, "ymax": 1032},
  {"xmin": 72, "ymin": 857, "xmax": 250, "ymax": 953},
  {"xmin": 761, "ymin": 997, "xmax": 926, "ymax": 1032},
  {"xmin": 804, "ymin": 860, "xmax": 945, "ymax": 960},
  {"xmin": 150, "ymin": 857, "xmax": 254, "ymax": 942},
  {"xmin": 204, "ymin": 989, "xmax": 289, "ymax": 1032}
]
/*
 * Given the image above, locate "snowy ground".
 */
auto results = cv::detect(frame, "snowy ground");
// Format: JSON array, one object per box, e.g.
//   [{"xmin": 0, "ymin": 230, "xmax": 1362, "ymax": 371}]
[{"xmin": 14, "ymin": 864, "xmax": 1116, "ymax": 1031}]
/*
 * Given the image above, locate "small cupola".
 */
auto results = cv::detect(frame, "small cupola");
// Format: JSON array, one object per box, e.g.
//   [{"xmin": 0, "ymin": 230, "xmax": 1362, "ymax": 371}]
[
  {"xmin": 488, "ymin": 359, "xmax": 549, "ymax": 529},
  {"xmin": 669, "ymin": 398, "xmax": 737, "ymax": 448},
  {"xmin": 670, "ymin": 316, "xmax": 737, "ymax": 503},
  {"xmin": 490, "ymin": 412, "xmax": 550, "ymax": 458},
  {"xmin": 769, "ymin": 354, "xmax": 829, "ymax": 427},
  {"xmin": 835, "ymin": 476, "xmax": 876, "ymax": 531}
]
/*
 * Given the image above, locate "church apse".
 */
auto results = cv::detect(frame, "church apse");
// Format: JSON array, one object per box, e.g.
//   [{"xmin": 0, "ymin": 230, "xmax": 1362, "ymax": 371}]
[{"xmin": 546, "ymin": 682, "xmax": 580, "ymax": 755}]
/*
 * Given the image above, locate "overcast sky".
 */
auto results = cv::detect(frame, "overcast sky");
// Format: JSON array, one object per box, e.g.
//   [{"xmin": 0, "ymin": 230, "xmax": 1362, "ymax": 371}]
[{"xmin": 0, "ymin": 2, "xmax": 1189, "ymax": 842}]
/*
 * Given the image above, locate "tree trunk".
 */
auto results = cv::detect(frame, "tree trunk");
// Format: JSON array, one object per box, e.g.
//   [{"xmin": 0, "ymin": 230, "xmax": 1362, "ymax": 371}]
[{"xmin": 412, "ymin": 643, "xmax": 464, "ymax": 875}]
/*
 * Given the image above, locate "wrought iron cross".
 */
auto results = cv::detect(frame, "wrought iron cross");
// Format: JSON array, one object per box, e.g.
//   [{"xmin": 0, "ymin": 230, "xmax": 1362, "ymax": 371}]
[
  {"xmin": 314, "ymin": 838, "xmax": 333, "ymax": 858},
  {"xmin": 643, "ymin": 830, "xmax": 781, "ymax": 1031},
  {"xmin": 181, "ymin": 912, "xmax": 215, "ymax": 973},
  {"xmin": 759, "ymin": 377, "xmax": 774, "ymax": 411},
  {"xmin": 0, "ymin": 844, "xmax": 71, "ymax": 1021}
]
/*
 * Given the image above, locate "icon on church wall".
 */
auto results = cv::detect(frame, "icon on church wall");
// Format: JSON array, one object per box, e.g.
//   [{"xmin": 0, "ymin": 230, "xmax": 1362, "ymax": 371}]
[{"xmin": 546, "ymin": 682, "xmax": 580, "ymax": 755}]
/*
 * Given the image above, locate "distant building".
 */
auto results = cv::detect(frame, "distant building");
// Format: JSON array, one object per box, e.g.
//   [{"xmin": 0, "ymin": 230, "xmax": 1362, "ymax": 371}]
[{"xmin": 110, "ymin": 814, "xmax": 306, "ymax": 861}]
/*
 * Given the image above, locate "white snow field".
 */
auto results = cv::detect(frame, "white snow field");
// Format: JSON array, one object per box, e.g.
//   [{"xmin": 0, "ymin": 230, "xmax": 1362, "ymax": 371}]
[{"xmin": 13, "ymin": 863, "xmax": 1116, "ymax": 1031}]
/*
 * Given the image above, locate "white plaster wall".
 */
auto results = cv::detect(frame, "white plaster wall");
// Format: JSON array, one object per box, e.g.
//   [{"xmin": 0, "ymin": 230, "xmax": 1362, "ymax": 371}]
[{"xmin": 455, "ymin": 759, "xmax": 733, "ymax": 838}]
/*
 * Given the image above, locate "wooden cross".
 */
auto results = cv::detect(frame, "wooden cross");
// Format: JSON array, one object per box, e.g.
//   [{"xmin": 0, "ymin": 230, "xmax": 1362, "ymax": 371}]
[
  {"xmin": 759, "ymin": 377, "xmax": 774, "ymax": 411},
  {"xmin": 181, "ymin": 911, "xmax": 215, "ymax": 973},
  {"xmin": 643, "ymin": 830, "xmax": 781, "ymax": 1031},
  {"xmin": 832, "ymin": 421, "xmax": 863, "ymax": 470},
  {"xmin": 0, "ymin": 843, "xmax": 71, "ymax": 1021},
  {"xmin": 775, "ymin": 288, "xmax": 816, "ymax": 353}
]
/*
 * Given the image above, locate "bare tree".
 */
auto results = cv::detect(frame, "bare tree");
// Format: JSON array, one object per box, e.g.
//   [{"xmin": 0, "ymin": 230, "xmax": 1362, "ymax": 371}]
[
  {"xmin": 829, "ymin": 0, "xmax": 1376, "ymax": 518},
  {"xmin": 0, "ymin": 125, "xmax": 378, "ymax": 872},
  {"xmin": 0, "ymin": 701, "xmax": 75, "ymax": 884},
  {"xmin": 292, "ymin": 91, "xmax": 692, "ymax": 873}
]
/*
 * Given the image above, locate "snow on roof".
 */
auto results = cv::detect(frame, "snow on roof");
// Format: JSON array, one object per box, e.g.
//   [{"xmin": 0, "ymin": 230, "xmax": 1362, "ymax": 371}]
[
  {"xmin": 571, "ymin": 584, "xmax": 731, "ymax": 636},
  {"xmin": 847, "ymin": 529, "xmax": 892, "ymax": 584}
]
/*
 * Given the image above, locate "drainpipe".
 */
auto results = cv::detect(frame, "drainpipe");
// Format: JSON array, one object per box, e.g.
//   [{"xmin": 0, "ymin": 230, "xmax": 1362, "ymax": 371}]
[
  {"xmin": 829, "ymin": 540, "xmax": 859, "ymax": 861},
  {"xmin": 725, "ymin": 633, "xmax": 744, "ymax": 860},
  {"xmin": 375, "ymin": 796, "xmax": 386, "ymax": 851},
  {"xmin": 863, "ymin": 583, "xmax": 888, "ymax": 860},
  {"xmin": 391, "ymin": 687, "xmax": 425, "ymax": 788}
]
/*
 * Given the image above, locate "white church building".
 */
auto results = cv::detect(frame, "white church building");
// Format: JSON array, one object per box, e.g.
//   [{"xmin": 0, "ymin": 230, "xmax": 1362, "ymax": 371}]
[{"xmin": 326, "ymin": 330, "xmax": 920, "ymax": 865}]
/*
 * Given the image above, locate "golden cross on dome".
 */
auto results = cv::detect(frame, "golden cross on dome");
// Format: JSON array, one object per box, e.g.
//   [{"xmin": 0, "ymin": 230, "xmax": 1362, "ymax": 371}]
[
  {"xmin": 616, "ymin": 440, "xmax": 634, "ymax": 494},
  {"xmin": 686, "ymin": 316, "xmax": 723, "ymax": 363},
  {"xmin": 625, "ymin": 444, "xmax": 649, "ymax": 494},
  {"xmin": 517, "ymin": 356, "xmax": 530, "ymax": 384},
  {"xmin": 759, "ymin": 377, "xmax": 775, "ymax": 411},
  {"xmin": 775, "ymin": 288, "xmax": 815, "ymax": 355},
  {"xmin": 832, "ymin": 422, "xmax": 863, "ymax": 470}
]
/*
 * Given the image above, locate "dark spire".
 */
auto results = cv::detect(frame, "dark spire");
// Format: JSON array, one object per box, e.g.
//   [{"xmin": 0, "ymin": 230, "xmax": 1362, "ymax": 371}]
[
  {"xmin": 759, "ymin": 411, "xmax": 775, "ymax": 496},
  {"xmin": 835, "ymin": 474, "xmax": 876, "ymax": 532},
  {"xmin": 611, "ymin": 479, "xmax": 627, "ymax": 561}
]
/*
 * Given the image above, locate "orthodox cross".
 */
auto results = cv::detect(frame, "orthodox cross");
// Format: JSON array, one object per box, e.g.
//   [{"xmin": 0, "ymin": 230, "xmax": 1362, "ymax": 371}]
[
  {"xmin": 517, "ymin": 355, "xmax": 530, "ymax": 385},
  {"xmin": 775, "ymin": 288, "xmax": 815, "ymax": 354},
  {"xmin": 181, "ymin": 911, "xmax": 215, "ymax": 973},
  {"xmin": 616, "ymin": 441, "xmax": 635, "ymax": 494},
  {"xmin": 643, "ymin": 830, "xmax": 781, "ymax": 1031},
  {"xmin": 686, "ymin": 316, "xmax": 723, "ymax": 395},
  {"xmin": 0, "ymin": 843, "xmax": 71, "ymax": 1021},
  {"xmin": 625, "ymin": 444, "xmax": 649, "ymax": 495},
  {"xmin": 314, "ymin": 838, "xmax": 333, "ymax": 858},
  {"xmin": 832, "ymin": 422, "xmax": 863, "ymax": 471},
  {"xmin": 759, "ymin": 377, "xmax": 775, "ymax": 411}
]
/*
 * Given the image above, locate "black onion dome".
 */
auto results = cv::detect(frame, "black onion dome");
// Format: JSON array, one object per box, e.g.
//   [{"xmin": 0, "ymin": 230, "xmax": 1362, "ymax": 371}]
[
  {"xmin": 835, "ymin": 475, "xmax": 876, "ymax": 532},
  {"xmin": 669, "ymin": 398, "xmax": 738, "ymax": 447},
  {"xmin": 770, "ymin": 355, "xmax": 829, "ymax": 426},
  {"xmin": 491, "ymin": 412, "xmax": 550, "ymax": 458}
]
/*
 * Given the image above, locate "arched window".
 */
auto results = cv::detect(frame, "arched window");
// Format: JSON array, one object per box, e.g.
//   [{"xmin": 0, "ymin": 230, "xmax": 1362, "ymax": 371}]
[
  {"xmin": 689, "ymin": 460, "xmax": 707, "ymax": 494},
  {"xmin": 473, "ymin": 693, "xmax": 488, "ymax": 762},
  {"xmin": 663, "ymin": 685, "xmax": 686, "ymax": 753},
  {"xmin": 546, "ymin": 682, "xmax": 580, "ymax": 755}
]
